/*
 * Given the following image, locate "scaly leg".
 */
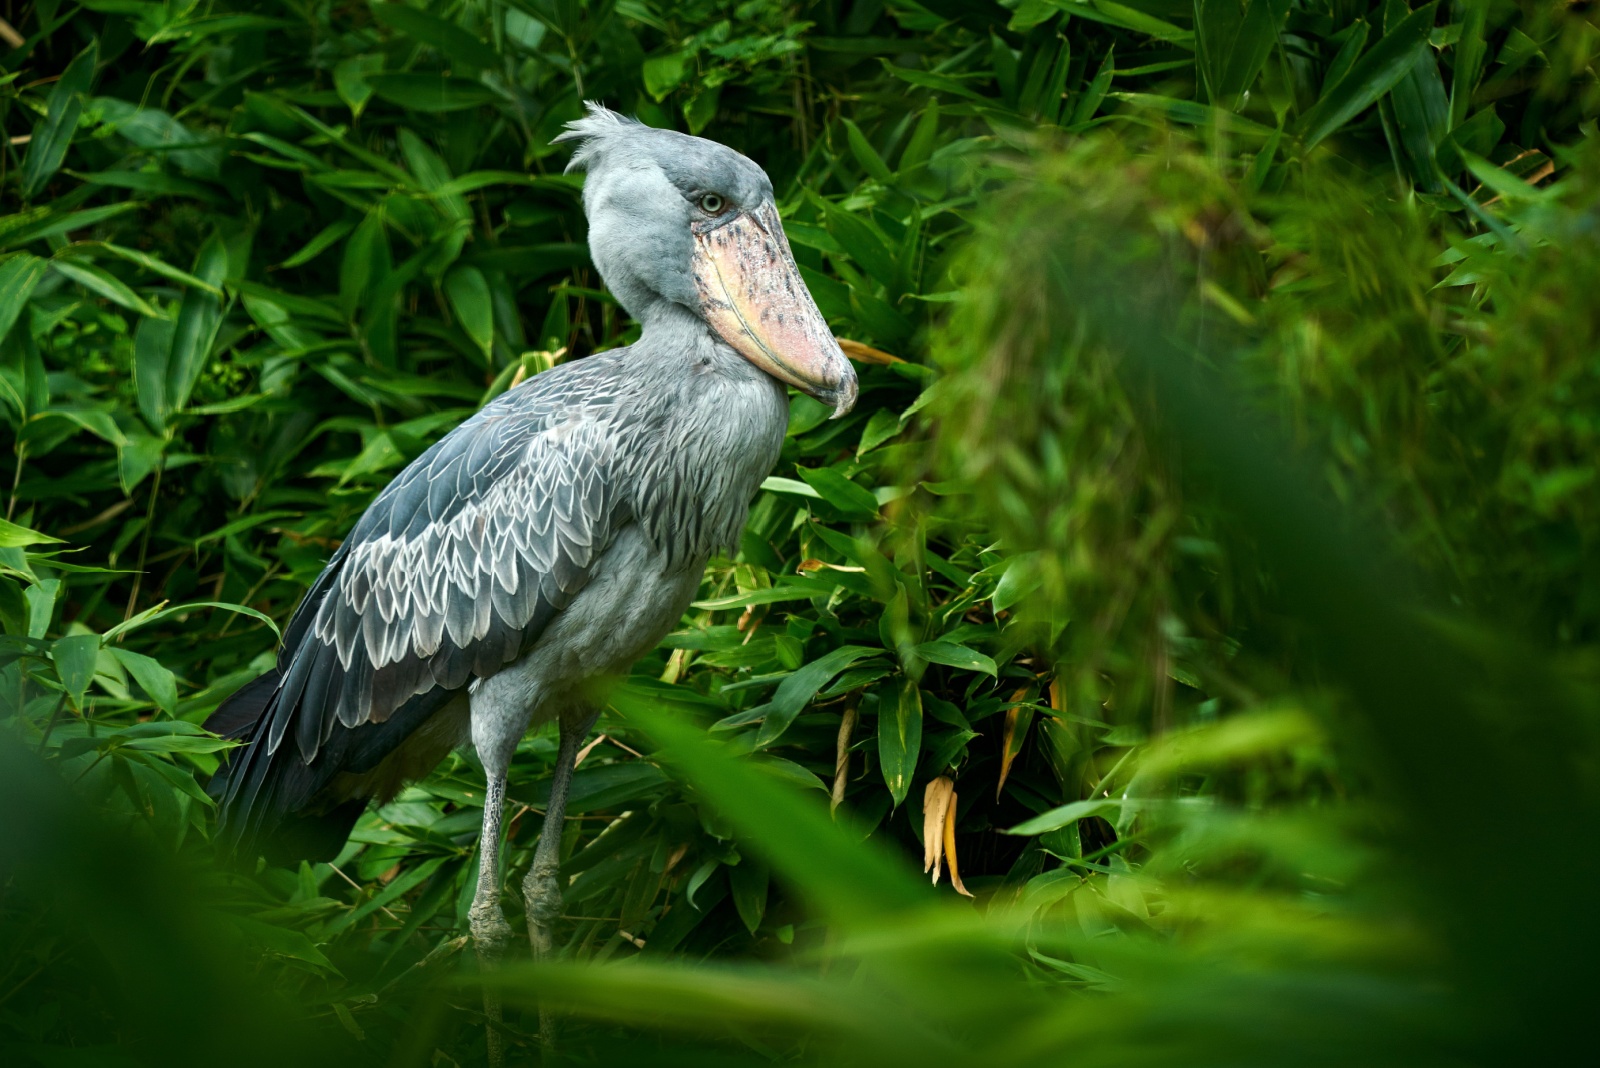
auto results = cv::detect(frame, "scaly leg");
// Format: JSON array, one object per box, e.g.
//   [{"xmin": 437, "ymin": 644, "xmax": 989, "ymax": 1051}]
[
  {"xmin": 468, "ymin": 772, "xmax": 513, "ymax": 1068},
  {"xmin": 523, "ymin": 710, "xmax": 596, "ymax": 1045}
]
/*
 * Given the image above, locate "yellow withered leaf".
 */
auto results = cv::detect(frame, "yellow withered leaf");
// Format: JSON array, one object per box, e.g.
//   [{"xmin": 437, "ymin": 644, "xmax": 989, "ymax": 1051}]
[
  {"xmin": 996, "ymin": 686, "xmax": 1032, "ymax": 799},
  {"xmin": 943, "ymin": 787, "xmax": 972, "ymax": 898},
  {"xmin": 923, "ymin": 776, "xmax": 956, "ymax": 882},
  {"xmin": 836, "ymin": 337, "xmax": 903, "ymax": 364},
  {"xmin": 832, "ymin": 704, "xmax": 857, "ymax": 814}
]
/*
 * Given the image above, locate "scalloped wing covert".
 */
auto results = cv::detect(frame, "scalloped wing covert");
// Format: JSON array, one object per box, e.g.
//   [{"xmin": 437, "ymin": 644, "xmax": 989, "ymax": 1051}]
[{"xmin": 265, "ymin": 355, "xmax": 631, "ymax": 765}]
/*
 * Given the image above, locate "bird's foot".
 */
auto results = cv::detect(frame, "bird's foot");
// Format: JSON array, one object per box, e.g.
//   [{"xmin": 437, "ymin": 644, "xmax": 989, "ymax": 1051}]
[
  {"xmin": 523, "ymin": 863, "xmax": 562, "ymax": 960},
  {"xmin": 469, "ymin": 903, "xmax": 514, "ymax": 1068},
  {"xmin": 522, "ymin": 862, "xmax": 563, "ymax": 1048},
  {"xmin": 469, "ymin": 900, "xmax": 515, "ymax": 961}
]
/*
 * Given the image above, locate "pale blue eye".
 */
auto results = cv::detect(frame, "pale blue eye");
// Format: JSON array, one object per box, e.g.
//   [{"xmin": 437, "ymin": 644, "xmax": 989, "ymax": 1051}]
[{"xmin": 699, "ymin": 193, "xmax": 725, "ymax": 215}]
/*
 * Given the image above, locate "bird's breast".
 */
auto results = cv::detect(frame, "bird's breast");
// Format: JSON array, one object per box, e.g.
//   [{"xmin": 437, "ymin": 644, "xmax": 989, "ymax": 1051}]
[{"xmin": 627, "ymin": 355, "xmax": 788, "ymax": 570}]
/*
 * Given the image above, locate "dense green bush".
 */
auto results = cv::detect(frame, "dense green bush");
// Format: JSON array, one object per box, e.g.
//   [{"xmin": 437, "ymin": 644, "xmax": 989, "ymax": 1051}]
[{"xmin": 2, "ymin": 1, "xmax": 1598, "ymax": 1065}]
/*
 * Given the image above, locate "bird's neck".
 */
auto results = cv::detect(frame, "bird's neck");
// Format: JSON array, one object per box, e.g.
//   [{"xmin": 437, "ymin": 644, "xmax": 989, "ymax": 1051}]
[{"xmin": 636, "ymin": 300, "xmax": 716, "ymax": 348}]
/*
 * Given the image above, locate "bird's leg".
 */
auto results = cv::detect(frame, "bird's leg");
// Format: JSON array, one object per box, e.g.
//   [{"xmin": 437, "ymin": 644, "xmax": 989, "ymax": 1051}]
[
  {"xmin": 468, "ymin": 771, "xmax": 514, "ymax": 1068},
  {"xmin": 523, "ymin": 709, "xmax": 596, "ymax": 1044}
]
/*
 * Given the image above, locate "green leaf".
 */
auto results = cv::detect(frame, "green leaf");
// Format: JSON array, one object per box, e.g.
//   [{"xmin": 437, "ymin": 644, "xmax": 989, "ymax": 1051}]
[
  {"xmin": 1381, "ymin": 0, "xmax": 1450, "ymax": 190},
  {"xmin": 878, "ymin": 678, "xmax": 923, "ymax": 807},
  {"xmin": 914, "ymin": 640, "xmax": 998, "ymax": 677},
  {"xmin": 333, "ymin": 54, "xmax": 383, "ymax": 118},
  {"xmin": 1298, "ymin": 2, "xmax": 1438, "ymax": 149},
  {"xmin": 1006, "ymin": 798, "xmax": 1125, "ymax": 836},
  {"xmin": 445, "ymin": 266, "xmax": 494, "ymax": 356},
  {"xmin": 1058, "ymin": 1, "xmax": 1195, "ymax": 47},
  {"xmin": 1449, "ymin": 0, "xmax": 1490, "ymax": 129},
  {"xmin": 340, "ymin": 209, "xmax": 389, "ymax": 317},
  {"xmin": 52, "ymin": 633, "xmax": 101, "ymax": 708},
  {"xmin": 400, "ymin": 129, "xmax": 469, "ymax": 222},
  {"xmin": 25, "ymin": 579, "xmax": 60, "ymax": 639},
  {"xmin": 109, "ymin": 648, "xmax": 177, "ymax": 712},
  {"xmin": 857, "ymin": 407, "xmax": 906, "ymax": 457},
  {"xmin": 0, "ymin": 253, "xmax": 47, "ymax": 342},
  {"xmin": 132, "ymin": 316, "xmax": 176, "ymax": 430},
  {"xmin": 798, "ymin": 466, "xmax": 880, "ymax": 517},
  {"xmin": 0, "ymin": 517, "xmax": 64, "ymax": 548},
  {"xmin": 736, "ymin": 645, "xmax": 878, "ymax": 746},
  {"xmin": 50, "ymin": 259, "xmax": 163, "ymax": 318},
  {"xmin": 1110, "ymin": 93, "xmax": 1277, "ymax": 136},
  {"xmin": 992, "ymin": 552, "xmax": 1043, "ymax": 613},
  {"xmin": 67, "ymin": 242, "xmax": 218, "ymax": 293},
  {"xmin": 280, "ymin": 218, "xmax": 355, "ymax": 269},
  {"xmin": 93, "ymin": 98, "xmax": 221, "ymax": 179},
  {"xmin": 899, "ymin": 102, "xmax": 941, "ymax": 170},
  {"xmin": 1459, "ymin": 149, "xmax": 1546, "ymax": 202},
  {"xmin": 366, "ymin": 73, "xmax": 500, "ymax": 112},
  {"xmin": 728, "ymin": 856, "xmax": 769, "ymax": 934},
  {"xmin": 166, "ymin": 231, "xmax": 229, "ymax": 412},
  {"xmin": 1071, "ymin": 46, "xmax": 1115, "ymax": 126},
  {"xmin": 1437, "ymin": 105, "xmax": 1503, "ymax": 175},
  {"xmin": 101, "ymin": 600, "xmax": 280, "ymax": 643},
  {"xmin": 71, "ymin": 168, "xmax": 223, "ymax": 202},
  {"xmin": 1194, "ymin": 0, "xmax": 1291, "ymax": 111},
  {"xmin": 621, "ymin": 696, "xmax": 927, "ymax": 922},
  {"xmin": 692, "ymin": 584, "xmax": 827, "ymax": 610},
  {"xmin": 371, "ymin": 4, "xmax": 500, "ymax": 71},
  {"xmin": 0, "ymin": 577, "xmax": 27, "ymax": 636},
  {"xmin": 643, "ymin": 51, "xmax": 690, "ymax": 100},
  {"xmin": 820, "ymin": 204, "xmax": 898, "ymax": 289},
  {"xmin": 760, "ymin": 476, "xmax": 823, "ymax": 499},
  {"xmin": 879, "ymin": 62, "xmax": 993, "ymax": 105},
  {"xmin": 20, "ymin": 42, "xmax": 97, "ymax": 199},
  {"xmin": 843, "ymin": 119, "xmax": 894, "ymax": 185},
  {"xmin": 0, "ymin": 202, "xmax": 142, "ymax": 252}
]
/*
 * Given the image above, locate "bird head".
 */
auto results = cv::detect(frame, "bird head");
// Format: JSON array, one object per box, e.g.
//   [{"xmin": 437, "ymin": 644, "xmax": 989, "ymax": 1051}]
[{"xmin": 555, "ymin": 103, "xmax": 858, "ymax": 418}]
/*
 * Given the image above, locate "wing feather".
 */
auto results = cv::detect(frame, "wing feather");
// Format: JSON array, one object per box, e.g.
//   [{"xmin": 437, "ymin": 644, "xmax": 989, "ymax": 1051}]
[{"xmin": 262, "ymin": 356, "xmax": 634, "ymax": 763}]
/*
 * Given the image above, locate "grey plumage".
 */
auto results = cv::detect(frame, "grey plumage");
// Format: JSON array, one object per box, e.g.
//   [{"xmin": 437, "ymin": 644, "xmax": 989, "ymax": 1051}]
[
  {"xmin": 212, "ymin": 317, "xmax": 786, "ymax": 853},
  {"xmin": 208, "ymin": 103, "xmax": 854, "ymax": 894}
]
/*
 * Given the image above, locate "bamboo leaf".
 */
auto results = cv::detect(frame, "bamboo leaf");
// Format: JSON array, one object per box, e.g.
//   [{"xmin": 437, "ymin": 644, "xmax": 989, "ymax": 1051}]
[
  {"xmin": 371, "ymin": 4, "xmax": 500, "ymax": 71},
  {"xmin": 1298, "ymin": 2, "xmax": 1438, "ymax": 149},
  {"xmin": 366, "ymin": 73, "xmax": 500, "ymax": 113},
  {"xmin": 445, "ymin": 266, "xmax": 494, "ymax": 356},
  {"xmin": 109, "ymin": 647, "xmax": 177, "ymax": 712},
  {"xmin": 49, "ymin": 259, "xmax": 163, "ymax": 318},
  {"xmin": 167, "ymin": 232, "xmax": 229, "ymax": 413},
  {"xmin": 1194, "ymin": 0, "xmax": 1290, "ymax": 110},
  {"xmin": 51, "ymin": 633, "xmax": 101, "ymax": 709},
  {"xmin": 19, "ymin": 42, "xmax": 97, "ymax": 199},
  {"xmin": 879, "ymin": 679, "xmax": 923, "ymax": 808},
  {"xmin": 0, "ymin": 517, "xmax": 64, "ymax": 548},
  {"xmin": 0, "ymin": 253, "xmax": 47, "ymax": 342}
]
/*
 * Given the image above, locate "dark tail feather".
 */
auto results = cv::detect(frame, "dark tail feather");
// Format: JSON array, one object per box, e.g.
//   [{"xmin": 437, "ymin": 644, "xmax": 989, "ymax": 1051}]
[
  {"xmin": 208, "ymin": 665, "xmax": 460, "ymax": 865},
  {"xmin": 262, "ymin": 801, "xmax": 367, "ymax": 865},
  {"xmin": 205, "ymin": 668, "xmax": 282, "ymax": 739}
]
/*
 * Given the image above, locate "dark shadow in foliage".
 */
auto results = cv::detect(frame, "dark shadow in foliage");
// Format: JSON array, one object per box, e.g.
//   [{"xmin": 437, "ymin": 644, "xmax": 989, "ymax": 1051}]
[{"xmin": 0, "ymin": 736, "xmax": 336, "ymax": 1068}]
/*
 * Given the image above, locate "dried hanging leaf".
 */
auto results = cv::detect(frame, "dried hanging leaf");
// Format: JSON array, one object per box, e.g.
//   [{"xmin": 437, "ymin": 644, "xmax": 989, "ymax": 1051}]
[
  {"xmin": 996, "ymin": 686, "xmax": 1032, "ymax": 799},
  {"xmin": 836, "ymin": 337, "xmax": 903, "ymax": 364},
  {"xmin": 923, "ymin": 776, "xmax": 956, "ymax": 882},
  {"xmin": 573, "ymin": 733, "xmax": 607, "ymax": 768},
  {"xmin": 832, "ymin": 704, "xmax": 857, "ymax": 813},
  {"xmin": 943, "ymin": 787, "xmax": 972, "ymax": 897}
]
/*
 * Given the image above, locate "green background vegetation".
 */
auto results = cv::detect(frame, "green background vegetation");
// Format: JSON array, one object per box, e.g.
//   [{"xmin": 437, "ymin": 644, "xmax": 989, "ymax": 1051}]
[{"xmin": 2, "ymin": 0, "xmax": 1598, "ymax": 1065}]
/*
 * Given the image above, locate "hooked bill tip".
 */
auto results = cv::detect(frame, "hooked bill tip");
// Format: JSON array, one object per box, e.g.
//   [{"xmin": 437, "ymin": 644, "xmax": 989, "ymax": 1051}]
[{"xmin": 826, "ymin": 365, "xmax": 860, "ymax": 419}]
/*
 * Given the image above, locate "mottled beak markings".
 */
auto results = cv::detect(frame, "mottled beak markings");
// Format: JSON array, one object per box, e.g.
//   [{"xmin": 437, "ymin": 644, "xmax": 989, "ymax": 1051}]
[{"xmin": 693, "ymin": 202, "xmax": 859, "ymax": 418}]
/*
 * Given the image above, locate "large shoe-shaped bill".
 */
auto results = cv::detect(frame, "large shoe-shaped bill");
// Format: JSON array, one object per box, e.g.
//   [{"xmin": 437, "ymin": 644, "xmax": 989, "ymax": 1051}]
[{"xmin": 691, "ymin": 201, "xmax": 859, "ymax": 418}]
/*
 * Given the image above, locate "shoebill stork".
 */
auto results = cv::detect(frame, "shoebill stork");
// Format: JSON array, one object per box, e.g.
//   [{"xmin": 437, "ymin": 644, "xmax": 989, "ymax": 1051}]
[{"xmin": 207, "ymin": 102, "xmax": 856, "ymax": 997}]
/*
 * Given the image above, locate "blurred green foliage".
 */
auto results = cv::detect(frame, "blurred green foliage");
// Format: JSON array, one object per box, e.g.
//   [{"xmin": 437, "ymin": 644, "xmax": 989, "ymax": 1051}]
[{"xmin": 2, "ymin": 0, "xmax": 1598, "ymax": 1065}]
